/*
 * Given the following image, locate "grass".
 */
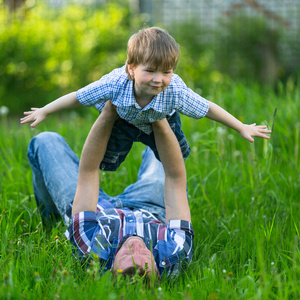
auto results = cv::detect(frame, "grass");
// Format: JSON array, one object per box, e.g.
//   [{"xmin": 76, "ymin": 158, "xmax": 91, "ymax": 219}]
[{"xmin": 0, "ymin": 81, "xmax": 299, "ymax": 299}]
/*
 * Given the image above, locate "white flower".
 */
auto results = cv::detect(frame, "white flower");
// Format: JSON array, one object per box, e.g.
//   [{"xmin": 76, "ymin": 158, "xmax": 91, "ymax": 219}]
[
  {"xmin": 0, "ymin": 106, "xmax": 9, "ymax": 116},
  {"xmin": 217, "ymin": 127, "xmax": 227, "ymax": 135}
]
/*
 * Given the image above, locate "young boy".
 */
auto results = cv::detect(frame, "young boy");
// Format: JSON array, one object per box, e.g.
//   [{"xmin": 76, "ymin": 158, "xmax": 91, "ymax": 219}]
[{"xmin": 21, "ymin": 27, "xmax": 271, "ymax": 171}]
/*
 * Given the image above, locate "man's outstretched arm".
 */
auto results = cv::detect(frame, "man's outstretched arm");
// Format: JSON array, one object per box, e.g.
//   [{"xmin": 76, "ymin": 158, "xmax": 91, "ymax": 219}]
[
  {"xmin": 72, "ymin": 101, "xmax": 117, "ymax": 216},
  {"xmin": 152, "ymin": 119, "xmax": 191, "ymax": 223}
]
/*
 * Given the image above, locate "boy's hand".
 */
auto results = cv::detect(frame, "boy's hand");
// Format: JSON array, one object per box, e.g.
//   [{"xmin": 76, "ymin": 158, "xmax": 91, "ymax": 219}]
[
  {"xmin": 20, "ymin": 107, "xmax": 47, "ymax": 127},
  {"xmin": 239, "ymin": 123, "xmax": 271, "ymax": 143}
]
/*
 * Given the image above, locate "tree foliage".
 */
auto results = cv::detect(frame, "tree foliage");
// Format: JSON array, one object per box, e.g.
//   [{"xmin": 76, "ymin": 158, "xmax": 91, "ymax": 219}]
[{"xmin": 0, "ymin": 3, "xmax": 131, "ymax": 113}]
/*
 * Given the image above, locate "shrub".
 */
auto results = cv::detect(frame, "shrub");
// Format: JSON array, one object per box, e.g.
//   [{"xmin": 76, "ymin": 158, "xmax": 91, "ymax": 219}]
[{"xmin": 0, "ymin": 3, "xmax": 133, "ymax": 114}]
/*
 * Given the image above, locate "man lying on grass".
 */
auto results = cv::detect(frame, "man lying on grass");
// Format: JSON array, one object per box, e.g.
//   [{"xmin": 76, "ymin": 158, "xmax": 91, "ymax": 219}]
[{"xmin": 27, "ymin": 101, "xmax": 193, "ymax": 281}]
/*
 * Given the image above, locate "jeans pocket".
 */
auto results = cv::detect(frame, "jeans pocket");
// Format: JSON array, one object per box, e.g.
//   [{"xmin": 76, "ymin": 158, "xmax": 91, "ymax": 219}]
[
  {"xmin": 102, "ymin": 150, "xmax": 120, "ymax": 164},
  {"xmin": 100, "ymin": 150, "xmax": 130, "ymax": 171}
]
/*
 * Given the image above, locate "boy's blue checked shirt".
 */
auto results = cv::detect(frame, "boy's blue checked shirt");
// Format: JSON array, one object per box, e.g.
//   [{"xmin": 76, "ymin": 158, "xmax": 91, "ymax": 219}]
[{"xmin": 76, "ymin": 66, "xmax": 209, "ymax": 135}]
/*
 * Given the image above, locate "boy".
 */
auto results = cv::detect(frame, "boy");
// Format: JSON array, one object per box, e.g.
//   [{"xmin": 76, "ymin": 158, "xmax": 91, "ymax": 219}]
[{"xmin": 21, "ymin": 27, "xmax": 271, "ymax": 171}]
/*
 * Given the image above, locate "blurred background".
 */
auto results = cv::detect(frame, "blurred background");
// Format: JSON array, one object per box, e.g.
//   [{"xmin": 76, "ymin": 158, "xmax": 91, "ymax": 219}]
[{"xmin": 0, "ymin": 0, "xmax": 299, "ymax": 115}]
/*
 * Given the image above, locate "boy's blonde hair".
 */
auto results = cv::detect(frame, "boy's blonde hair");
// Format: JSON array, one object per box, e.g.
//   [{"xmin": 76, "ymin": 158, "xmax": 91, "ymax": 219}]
[{"xmin": 125, "ymin": 27, "xmax": 180, "ymax": 80}]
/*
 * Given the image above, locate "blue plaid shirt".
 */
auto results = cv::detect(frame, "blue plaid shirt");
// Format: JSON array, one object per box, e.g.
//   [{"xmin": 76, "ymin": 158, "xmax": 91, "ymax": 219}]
[
  {"xmin": 76, "ymin": 66, "xmax": 209, "ymax": 134},
  {"xmin": 65, "ymin": 198, "xmax": 194, "ymax": 278}
]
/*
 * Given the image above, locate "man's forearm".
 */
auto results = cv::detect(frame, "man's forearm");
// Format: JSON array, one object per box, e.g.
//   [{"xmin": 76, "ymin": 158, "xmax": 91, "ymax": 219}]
[
  {"xmin": 79, "ymin": 107, "xmax": 116, "ymax": 172},
  {"xmin": 72, "ymin": 102, "xmax": 117, "ymax": 216},
  {"xmin": 152, "ymin": 121, "xmax": 186, "ymax": 179},
  {"xmin": 152, "ymin": 120, "xmax": 191, "ymax": 223}
]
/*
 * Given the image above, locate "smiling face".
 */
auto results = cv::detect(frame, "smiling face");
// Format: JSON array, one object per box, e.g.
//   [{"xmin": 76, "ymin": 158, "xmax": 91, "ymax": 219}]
[
  {"xmin": 112, "ymin": 236, "xmax": 159, "ymax": 276},
  {"xmin": 128, "ymin": 64, "xmax": 173, "ymax": 101}
]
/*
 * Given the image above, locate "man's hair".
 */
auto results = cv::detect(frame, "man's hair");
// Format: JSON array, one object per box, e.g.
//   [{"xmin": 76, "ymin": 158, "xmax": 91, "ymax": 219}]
[
  {"xmin": 125, "ymin": 27, "xmax": 180, "ymax": 80},
  {"xmin": 112, "ymin": 266, "xmax": 160, "ymax": 286}
]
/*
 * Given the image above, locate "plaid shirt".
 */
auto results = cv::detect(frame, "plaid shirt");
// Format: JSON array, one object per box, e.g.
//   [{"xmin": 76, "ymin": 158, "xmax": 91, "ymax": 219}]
[
  {"xmin": 65, "ymin": 198, "xmax": 194, "ymax": 278},
  {"xmin": 76, "ymin": 66, "xmax": 209, "ymax": 134}
]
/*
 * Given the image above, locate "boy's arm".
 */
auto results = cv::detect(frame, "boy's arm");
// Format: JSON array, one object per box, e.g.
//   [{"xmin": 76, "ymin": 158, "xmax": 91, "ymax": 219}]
[
  {"xmin": 20, "ymin": 92, "xmax": 81, "ymax": 127},
  {"xmin": 72, "ymin": 101, "xmax": 117, "ymax": 216},
  {"xmin": 152, "ymin": 119, "xmax": 191, "ymax": 224},
  {"xmin": 206, "ymin": 101, "xmax": 271, "ymax": 143}
]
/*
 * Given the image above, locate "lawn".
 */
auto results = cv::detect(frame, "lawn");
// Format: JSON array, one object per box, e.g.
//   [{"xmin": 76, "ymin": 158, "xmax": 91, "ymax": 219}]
[{"xmin": 0, "ymin": 81, "xmax": 299, "ymax": 299}]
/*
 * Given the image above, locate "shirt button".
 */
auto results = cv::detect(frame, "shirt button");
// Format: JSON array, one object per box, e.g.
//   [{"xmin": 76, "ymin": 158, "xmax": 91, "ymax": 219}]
[{"xmin": 161, "ymin": 261, "xmax": 166, "ymax": 266}]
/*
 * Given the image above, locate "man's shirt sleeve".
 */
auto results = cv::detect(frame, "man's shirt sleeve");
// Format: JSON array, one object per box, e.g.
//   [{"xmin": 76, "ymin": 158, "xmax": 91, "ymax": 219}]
[
  {"xmin": 154, "ymin": 220, "xmax": 194, "ymax": 278},
  {"xmin": 65, "ymin": 211, "xmax": 111, "ymax": 261}
]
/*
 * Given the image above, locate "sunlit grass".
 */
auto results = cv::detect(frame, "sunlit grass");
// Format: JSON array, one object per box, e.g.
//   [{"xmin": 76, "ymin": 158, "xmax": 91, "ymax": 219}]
[{"xmin": 0, "ymin": 82, "xmax": 299, "ymax": 299}]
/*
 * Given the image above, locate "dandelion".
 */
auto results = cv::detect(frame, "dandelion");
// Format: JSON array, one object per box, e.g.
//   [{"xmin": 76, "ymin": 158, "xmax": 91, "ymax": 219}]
[
  {"xmin": 217, "ymin": 127, "xmax": 227, "ymax": 135},
  {"xmin": 117, "ymin": 269, "xmax": 123, "ymax": 273},
  {"xmin": 55, "ymin": 235, "xmax": 59, "ymax": 240},
  {"xmin": 34, "ymin": 272, "xmax": 41, "ymax": 282},
  {"xmin": 228, "ymin": 134, "xmax": 234, "ymax": 140},
  {"xmin": 187, "ymin": 284, "xmax": 191, "ymax": 288},
  {"xmin": 93, "ymin": 253, "xmax": 99, "ymax": 259},
  {"xmin": 2, "ymin": 209, "xmax": 5, "ymax": 213},
  {"xmin": 158, "ymin": 287, "xmax": 162, "ymax": 292},
  {"xmin": 62, "ymin": 270, "xmax": 68, "ymax": 276},
  {"xmin": 228, "ymin": 272, "xmax": 233, "ymax": 277},
  {"xmin": 233, "ymin": 150, "xmax": 242, "ymax": 158},
  {"xmin": 192, "ymin": 146, "xmax": 198, "ymax": 153},
  {"xmin": 0, "ymin": 106, "xmax": 9, "ymax": 116},
  {"xmin": 21, "ymin": 219, "xmax": 25, "ymax": 223},
  {"xmin": 222, "ymin": 269, "xmax": 226, "ymax": 274},
  {"xmin": 271, "ymin": 262, "xmax": 275, "ymax": 266}
]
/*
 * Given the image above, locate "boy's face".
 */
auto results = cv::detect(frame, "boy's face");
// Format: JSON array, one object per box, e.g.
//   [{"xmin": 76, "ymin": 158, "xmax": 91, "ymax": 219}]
[{"xmin": 128, "ymin": 64, "xmax": 173, "ymax": 100}]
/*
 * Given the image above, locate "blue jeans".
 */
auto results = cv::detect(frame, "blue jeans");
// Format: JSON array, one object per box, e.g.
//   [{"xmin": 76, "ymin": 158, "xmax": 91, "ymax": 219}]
[
  {"xmin": 100, "ymin": 112, "xmax": 191, "ymax": 171},
  {"xmin": 27, "ymin": 132, "xmax": 167, "ymax": 227}
]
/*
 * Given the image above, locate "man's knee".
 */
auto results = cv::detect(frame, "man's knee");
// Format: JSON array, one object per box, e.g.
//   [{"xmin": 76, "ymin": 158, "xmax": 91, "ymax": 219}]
[
  {"xmin": 27, "ymin": 132, "xmax": 62, "ymax": 166},
  {"xmin": 32, "ymin": 131, "xmax": 61, "ymax": 144}
]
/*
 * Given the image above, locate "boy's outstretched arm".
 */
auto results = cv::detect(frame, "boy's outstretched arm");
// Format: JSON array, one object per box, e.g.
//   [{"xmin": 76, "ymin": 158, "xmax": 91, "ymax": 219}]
[
  {"xmin": 206, "ymin": 101, "xmax": 271, "ymax": 143},
  {"xmin": 72, "ymin": 101, "xmax": 117, "ymax": 216},
  {"xmin": 20, "ymin": 92, "xmax": 81, "ymax": 127}
]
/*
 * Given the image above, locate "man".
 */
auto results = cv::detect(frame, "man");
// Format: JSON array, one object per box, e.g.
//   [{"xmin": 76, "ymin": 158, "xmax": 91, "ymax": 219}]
[{"xmin": 27, "ymin": 101, "xmax": 193, "ymax": 280}]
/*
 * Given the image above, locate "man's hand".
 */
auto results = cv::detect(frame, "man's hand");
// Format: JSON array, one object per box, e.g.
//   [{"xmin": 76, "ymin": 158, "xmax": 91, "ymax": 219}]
[
  {"xmin": 239, "ymin": 123, "xmax": 271, "ymax": 143},
  {"xmin": 20, "ymin": 107, "xmax": 48, "ymax": 127},
  {"xmin": 102, "ymin": 100, "xmax": 118, "ymax": 119}
]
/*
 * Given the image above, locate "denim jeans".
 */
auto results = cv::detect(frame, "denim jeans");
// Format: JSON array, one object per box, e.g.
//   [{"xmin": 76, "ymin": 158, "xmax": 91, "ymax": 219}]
[
  {"xmin": 27, "ymin": 132, "xmax": 167, "ymax": 226},
  {"xmin": 100, "ymin": 112, "xmax": 191, "ymax": 171}
]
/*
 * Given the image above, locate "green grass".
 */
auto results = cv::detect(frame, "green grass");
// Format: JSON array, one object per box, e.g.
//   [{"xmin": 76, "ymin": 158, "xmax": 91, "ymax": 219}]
[{"xmin": 0, "ymin": 82, "xmax": 299, "ymax": 299}]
